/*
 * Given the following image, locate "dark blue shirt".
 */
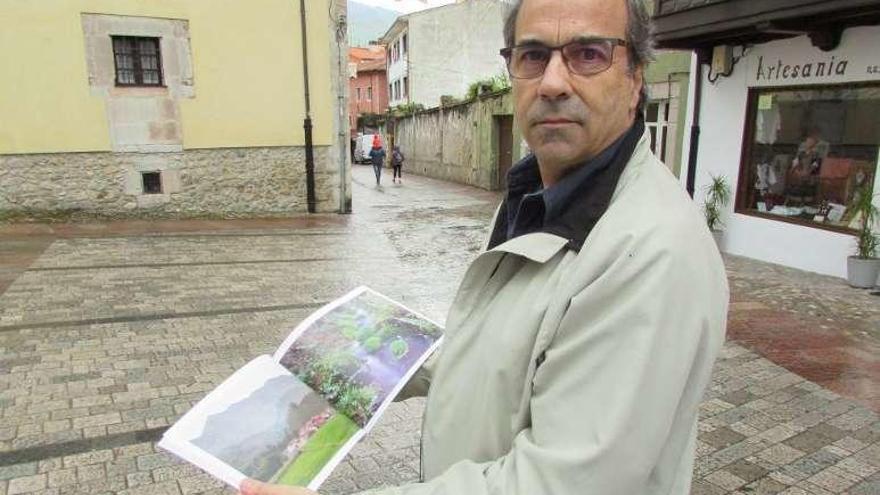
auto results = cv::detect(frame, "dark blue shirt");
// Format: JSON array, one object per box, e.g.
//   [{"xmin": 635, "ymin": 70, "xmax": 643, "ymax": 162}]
[{"xmin": 505, "ymin": 132, "xmax": 628, "ymax": 241}]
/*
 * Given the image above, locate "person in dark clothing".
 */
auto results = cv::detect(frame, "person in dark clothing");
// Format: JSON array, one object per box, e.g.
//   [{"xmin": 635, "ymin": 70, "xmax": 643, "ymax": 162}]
[
  {"xmin": 391, "ymin": 146, "xmax": 405, "ymax": 184},
  {"xmin": 369, "ymin": 144, "xmax": 386, "ymax": 185}
]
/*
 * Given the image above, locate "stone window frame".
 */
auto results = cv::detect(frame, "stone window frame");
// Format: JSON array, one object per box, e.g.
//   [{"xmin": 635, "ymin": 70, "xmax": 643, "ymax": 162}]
[
  {"xmin": 141, "ymin": 171, "xmax": 163, "ymax": 194},
  {"xmin": 81, "ymin": 13, "xmax": 195, "ymax": 100}
]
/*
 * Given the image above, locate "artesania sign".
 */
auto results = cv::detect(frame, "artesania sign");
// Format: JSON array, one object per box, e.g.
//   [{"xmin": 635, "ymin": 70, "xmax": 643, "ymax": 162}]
[
  {"xmin": 754, "ymin": 54, "xmax": 850, "ymax": 82},
  {"xmin": 747, "ymin": 26, "xmax": 880, "ymax": 87}
]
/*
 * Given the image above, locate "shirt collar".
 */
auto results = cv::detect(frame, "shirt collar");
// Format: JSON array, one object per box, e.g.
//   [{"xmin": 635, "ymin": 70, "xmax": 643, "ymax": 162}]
[
  {"xmin": 488, "ymin": 117, "xmax": 645, "ymax": 252},
  {"xmin": 542, "ymin": 131, "xmax": 627, "ymax": 222}
]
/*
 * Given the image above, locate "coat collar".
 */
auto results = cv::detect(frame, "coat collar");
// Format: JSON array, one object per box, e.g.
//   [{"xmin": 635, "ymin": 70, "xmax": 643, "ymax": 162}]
[
  {"xmin": 487, "ymin": 118, "xmax": 647, "ymax": 259},
  {"xmin": 487, "ymin": 232, "xmax": 570, "ymax": 263}
]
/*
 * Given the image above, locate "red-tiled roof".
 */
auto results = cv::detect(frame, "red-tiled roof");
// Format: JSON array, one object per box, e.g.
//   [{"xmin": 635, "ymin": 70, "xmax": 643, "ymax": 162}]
[{"xmin": 349, "ymin": 46, "xmax": 386, "ymax": 63}]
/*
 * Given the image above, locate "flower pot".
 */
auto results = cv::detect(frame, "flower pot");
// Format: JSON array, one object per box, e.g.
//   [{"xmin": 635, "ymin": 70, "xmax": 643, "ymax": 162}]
[{"xmin": 847, "ymin": 256, "xmax": 880, "ymax": 288}]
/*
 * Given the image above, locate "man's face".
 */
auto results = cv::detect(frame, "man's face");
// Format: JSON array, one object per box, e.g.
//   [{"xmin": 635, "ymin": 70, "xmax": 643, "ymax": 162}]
[{"xmin": 512, "ymin": 0, "xmax": 643, "ymax": 185}]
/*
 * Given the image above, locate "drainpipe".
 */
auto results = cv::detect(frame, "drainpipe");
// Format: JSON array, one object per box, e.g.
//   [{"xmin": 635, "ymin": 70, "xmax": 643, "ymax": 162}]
[
  {"xmin": 685, "ymin": 50, "xmax": 705, "ymax": 198},
  {"xmin": 299, "ymin": 0, "xmax": 317, "ymax": 213},
  {"xmin": 332, "ymin": 1, "xmax": 351, "ymax": 213}
]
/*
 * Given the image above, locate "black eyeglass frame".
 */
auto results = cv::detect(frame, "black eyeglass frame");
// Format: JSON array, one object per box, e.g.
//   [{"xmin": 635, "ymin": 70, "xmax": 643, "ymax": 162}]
[{"xmin": 499, "ymin": 37, "xmax": 628, "ymax": 79}]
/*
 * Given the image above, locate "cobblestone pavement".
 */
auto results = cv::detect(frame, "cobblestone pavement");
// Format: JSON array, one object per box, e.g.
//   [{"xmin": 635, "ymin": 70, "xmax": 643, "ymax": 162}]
[
  {"xmin": 726, "ymin": 257, "xmax": 880, "ymax": 414},
  {"xmin": 0, "ymin": 165, "xmax": 877, "ymax": 495}
]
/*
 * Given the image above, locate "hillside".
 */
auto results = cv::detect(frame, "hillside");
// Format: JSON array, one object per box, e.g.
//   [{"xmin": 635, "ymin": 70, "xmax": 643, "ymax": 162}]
[{"xmin": 349, "ymin": 1, "xmax": 401, "ymax": 46}]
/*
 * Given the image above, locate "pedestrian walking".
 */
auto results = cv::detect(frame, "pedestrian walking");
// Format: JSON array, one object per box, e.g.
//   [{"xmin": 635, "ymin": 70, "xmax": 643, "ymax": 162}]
[
  {"xmin": 391, "ymin": 146, "xmax": 404, "ymax": 184},
  {"xmin": 240, "ymin": 1, "xmax": 727, "ymax": 493},
  {"xmin": 368, "ymin": 135, "xmax": 386, "ymax": 186}
]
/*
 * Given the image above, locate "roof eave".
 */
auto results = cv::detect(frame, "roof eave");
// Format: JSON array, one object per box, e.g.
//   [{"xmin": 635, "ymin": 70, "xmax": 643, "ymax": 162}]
[
  {"xmin": 378, "ymin": 16, "xmax": 409, "ymax": 45},
  {"xmin": 653, "ymin": 0, "xmax": 880, "ymax": 50}
]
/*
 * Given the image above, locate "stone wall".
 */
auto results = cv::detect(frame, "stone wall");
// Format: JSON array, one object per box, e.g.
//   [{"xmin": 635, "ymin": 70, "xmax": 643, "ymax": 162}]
[
  {"xmin": 388, "ymin": 90, "xmax": 523, "ymax": 190},
  {"xmin": 0, "ymin": 146, "xmax": 340, "ymax": 220}
]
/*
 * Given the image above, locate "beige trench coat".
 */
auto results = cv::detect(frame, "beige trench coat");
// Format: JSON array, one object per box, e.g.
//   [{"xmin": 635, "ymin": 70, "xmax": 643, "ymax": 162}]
[{"xmin": 368, "ymin": 131, "xmax": 729, "ymax": 495}]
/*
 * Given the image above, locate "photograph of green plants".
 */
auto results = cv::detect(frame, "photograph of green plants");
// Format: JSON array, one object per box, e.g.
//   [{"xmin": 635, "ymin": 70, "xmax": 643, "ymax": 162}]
[{"xmin": 279, "ymin": 290, "xmax": 442, "ymax": 427}]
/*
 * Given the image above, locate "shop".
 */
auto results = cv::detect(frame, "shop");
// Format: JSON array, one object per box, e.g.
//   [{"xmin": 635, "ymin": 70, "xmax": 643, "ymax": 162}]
[{"xmin": 654, "ymin": 0, "xmax": 880, "ymax": 277}]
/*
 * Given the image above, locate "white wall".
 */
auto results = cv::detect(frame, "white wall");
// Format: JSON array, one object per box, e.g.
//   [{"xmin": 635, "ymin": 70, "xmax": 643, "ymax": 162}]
[
  {"xmin": 387, "ymin": 27, "xmax": 409, "ymax": 107},
  {"xmin": 695, "ymin": 25, "xmax": 880, "ymax": 278},
  {"xmin": 409, "ymin": 0, "xmax": 509, "ymax": 108}
]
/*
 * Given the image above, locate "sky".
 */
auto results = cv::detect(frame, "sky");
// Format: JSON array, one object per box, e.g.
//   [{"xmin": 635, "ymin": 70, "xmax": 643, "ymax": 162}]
[{"xmin": 353, "ymin": 0, "xmax": 456, "ymax": 14}]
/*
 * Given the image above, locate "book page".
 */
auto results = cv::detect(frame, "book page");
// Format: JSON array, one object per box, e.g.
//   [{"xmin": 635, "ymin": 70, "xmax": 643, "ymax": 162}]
[
  {"xmin": 160, "ymin": 287, "xmax": 443, "ymax": 491},
  {"xmin": 159, "ymin": 355, "xmax": 363, "ymax": 490},
  {"xmin": 273, "ymin": 287, "xmax": 444, "ymax": 431}
]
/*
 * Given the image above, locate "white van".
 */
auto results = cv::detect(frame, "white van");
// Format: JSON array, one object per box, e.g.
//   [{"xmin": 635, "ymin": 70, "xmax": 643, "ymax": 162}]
[{"xmin": 353, "ymin": 134, "xmax": 378, "ymax": 164}]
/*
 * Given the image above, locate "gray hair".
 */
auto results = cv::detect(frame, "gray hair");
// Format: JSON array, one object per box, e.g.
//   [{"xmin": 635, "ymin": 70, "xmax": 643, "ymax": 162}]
[{"xmin": 503, "ymin": 0, "xmax": 656, "ymax": 114}]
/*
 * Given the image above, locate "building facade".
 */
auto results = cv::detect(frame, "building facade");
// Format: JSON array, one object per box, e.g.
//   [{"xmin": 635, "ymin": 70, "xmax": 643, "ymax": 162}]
[
  {"xmin": 349, "ymin": 46, "xmax": 389, "ymax": 138},
  {"xmin": 380, "ymin": 0, "xmax": 513, "ymax": 109},
  {"xmin": 0, "ymin": 0, "xmax": 351, "ymax": 219},
  {"xmin": 655, "ymin": 0, "xmax": 880, "ymax": 277}
]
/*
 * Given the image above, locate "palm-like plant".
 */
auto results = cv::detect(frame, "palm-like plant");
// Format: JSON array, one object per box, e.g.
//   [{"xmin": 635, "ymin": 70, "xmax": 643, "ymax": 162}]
[
  {"xmin": 704, "ymin": 174, "xmax": 731, "ymax": 231},
  {"xmin": 852, "ymin": 184, "xmax": 879, "ymax": 259}
]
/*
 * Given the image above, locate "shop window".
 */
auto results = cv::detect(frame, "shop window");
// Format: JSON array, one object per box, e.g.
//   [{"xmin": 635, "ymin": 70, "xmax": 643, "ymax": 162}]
[
  {"xmin": 142, "ymin": 171, "xmax": 162, "ymax": 194},
  {"xmin": 646, "ymin": 100, "xmax": 669, "ymax": 162},
  {"xmin": 112, "ymin": 36, "xmax": 163, "ymax": 87},
  {"xmin": 737, "ymin": 84, "xmax": 879, "ymax": 231}
]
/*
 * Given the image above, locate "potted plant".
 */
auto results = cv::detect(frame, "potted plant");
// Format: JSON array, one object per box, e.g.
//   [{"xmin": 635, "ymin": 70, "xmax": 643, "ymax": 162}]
[
  {"xmin": 846, "ymin": 184, "xmax": 880, "ymax": 288},
  {"xmin": 703, "ymin": 174, "xmax": 731, "ymax": 246}
]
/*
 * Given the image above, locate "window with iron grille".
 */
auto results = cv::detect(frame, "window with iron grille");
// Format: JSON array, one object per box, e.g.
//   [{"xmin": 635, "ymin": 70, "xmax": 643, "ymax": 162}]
[
  {"xmin": 141, "ymin": 171, "xmax": 162, "ymax": 194},
  {"xmin": 112, "ymin": 36, "xmax": 163, "ymax": 87}
]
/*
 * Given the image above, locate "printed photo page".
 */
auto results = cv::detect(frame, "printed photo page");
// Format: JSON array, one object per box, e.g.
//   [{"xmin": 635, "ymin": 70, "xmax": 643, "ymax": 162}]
[{"xmin": 158, "ymin": 286, "xmax": 444, "ymax": 491}]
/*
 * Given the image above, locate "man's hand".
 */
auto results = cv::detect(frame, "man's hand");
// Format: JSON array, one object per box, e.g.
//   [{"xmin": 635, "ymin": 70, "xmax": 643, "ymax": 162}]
[{"xmin": 238, "ymin": 478, "xmax": 318, "ymax": 495}]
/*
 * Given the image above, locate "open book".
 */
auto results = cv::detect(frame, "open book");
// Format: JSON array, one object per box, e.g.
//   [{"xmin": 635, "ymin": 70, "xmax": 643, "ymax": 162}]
[{"xmin": 158, "ymin": 287, "xmax": 443, "ymax": 490}]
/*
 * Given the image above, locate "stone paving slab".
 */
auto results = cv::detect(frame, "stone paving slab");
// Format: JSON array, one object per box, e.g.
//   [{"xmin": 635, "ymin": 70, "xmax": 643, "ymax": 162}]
[
  {"xmin": 0, "ymin": 166, "xmax": 878, "ymax": 494},
  {"xmin": 725, "ymin": 256, "xmax": 880, "ymax": 343},
  {"xmin": 726, "ymin": 257, "xmax": 880, "ymax": 413},
  {"xmin": 28, "ymin": 232, "xmax": 353, "ymax": 270}
]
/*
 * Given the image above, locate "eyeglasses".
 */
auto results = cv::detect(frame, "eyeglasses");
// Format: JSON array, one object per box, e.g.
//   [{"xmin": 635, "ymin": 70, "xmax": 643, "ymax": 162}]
[{"xmin": 499, "ymin": 38, "xmax": 627, "ymax": 79}]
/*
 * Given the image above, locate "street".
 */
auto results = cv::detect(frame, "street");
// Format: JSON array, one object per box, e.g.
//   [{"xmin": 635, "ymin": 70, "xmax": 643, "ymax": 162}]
[{"xmin": 0, "ymin": 164, "xmax": 878, "ymax": 495}]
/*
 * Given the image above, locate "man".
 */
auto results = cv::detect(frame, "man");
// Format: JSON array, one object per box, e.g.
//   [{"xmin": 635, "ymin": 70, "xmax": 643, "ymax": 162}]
[
  {"xmin": 370, "ymin": 136, "xmax": 387, "ymax": 186},
  {"xmin": 240, "ymin": 0, "xmax": 728, "ymax": 493}
]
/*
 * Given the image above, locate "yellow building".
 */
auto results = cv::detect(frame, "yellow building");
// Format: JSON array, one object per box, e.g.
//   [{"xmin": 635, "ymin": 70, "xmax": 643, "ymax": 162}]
[{"xmin": 0, "ymin": 0, "xmax": 350, "ymax": 218}]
